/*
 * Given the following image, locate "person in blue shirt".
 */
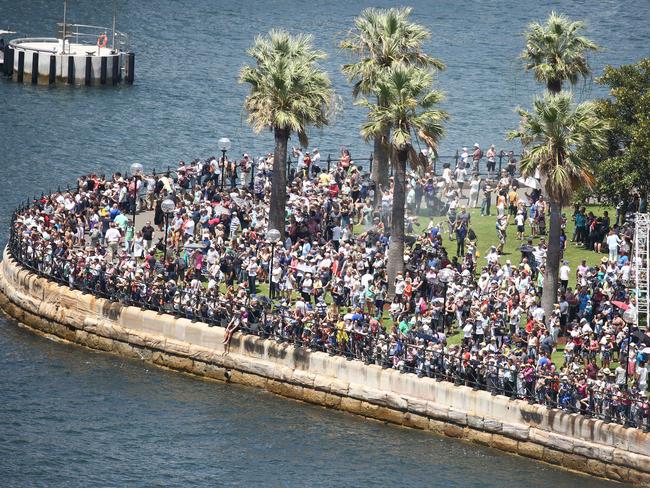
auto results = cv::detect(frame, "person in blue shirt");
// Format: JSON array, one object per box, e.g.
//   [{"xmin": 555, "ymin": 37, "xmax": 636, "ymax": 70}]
[{"xmin": 109, "ymin": 204, "xmax": 121, "ymax": 221}]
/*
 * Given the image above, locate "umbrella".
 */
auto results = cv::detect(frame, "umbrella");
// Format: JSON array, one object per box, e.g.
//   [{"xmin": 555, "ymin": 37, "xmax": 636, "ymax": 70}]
[
  {"xmin": 611, "ymin": 300, "xmax": 630, "ymax": 311},
  {"xmin": 633, "ymin": 331, "xmax": 650, "ymax": 346},
  {"xmin": 516, "ymin": 176, "xmax": 541, "ymax": 190}
]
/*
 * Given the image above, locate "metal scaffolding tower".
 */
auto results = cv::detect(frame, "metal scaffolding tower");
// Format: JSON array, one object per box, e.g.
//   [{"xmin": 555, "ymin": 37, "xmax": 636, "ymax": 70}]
[{"xmin": 634, "ymin": 212, "xmax": 649, "ymax": 329}]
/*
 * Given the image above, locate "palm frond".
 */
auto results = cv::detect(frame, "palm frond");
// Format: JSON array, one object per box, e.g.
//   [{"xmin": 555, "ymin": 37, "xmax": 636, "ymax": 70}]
[
  {"xmin": 521, "ymin": 11, "xmax": 599, "ymax": 90},
  {"xmin": 240, "ymin": 29, "xmax": 335, "ymax": 141},
  {"xmin": 509, "ymin": 91, "xmax": 607, "ymax": 205}
]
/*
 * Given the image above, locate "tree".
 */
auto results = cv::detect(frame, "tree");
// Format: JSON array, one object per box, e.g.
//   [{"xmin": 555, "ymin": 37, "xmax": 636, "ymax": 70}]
[
  {"xmin": 341, "ymin": 7, "xmax": 444, "ymax": 206},
  {"xmin": 519, "ymin": 11, "xmax": 600, "ymax": 322},
  {"xmin": 508, "ymin": 93, "xmax": 607, "ymax": 322},
  {"xmin": 240, "ymin": 30, "xmax": 334, "ymax": 236},
  {"xmin": 584, "ymin": 60, "xmax": 650, "ymax": 211},
  {"xmin": 361, "ymin": 64, "xmax": 447, "ymax": 294},
  {"xmin": 521, "ymin": 11, "xmax": 599, "ymax": 93}
]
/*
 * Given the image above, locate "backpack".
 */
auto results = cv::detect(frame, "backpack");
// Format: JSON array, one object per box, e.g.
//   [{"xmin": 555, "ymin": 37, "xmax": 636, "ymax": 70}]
[{"xmin": 467, "ymin": 228, "xmax": 477, "ymax": 242}]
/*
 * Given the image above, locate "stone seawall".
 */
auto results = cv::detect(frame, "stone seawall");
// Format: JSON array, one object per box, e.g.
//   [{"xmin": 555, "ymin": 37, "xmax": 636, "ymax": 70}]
[{"xmin": 0, "ymin": 248, "xmax": 648, "ymax": 484}]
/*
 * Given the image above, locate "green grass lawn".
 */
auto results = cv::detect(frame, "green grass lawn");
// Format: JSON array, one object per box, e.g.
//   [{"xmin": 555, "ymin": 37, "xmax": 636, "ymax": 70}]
[
  {"xmin": 411, "ymin": 202, "xmax": 615, "ymax": 361},
  {"xmin": 414, "ymin": 203, "xmax": 614, "ymax": 289}
]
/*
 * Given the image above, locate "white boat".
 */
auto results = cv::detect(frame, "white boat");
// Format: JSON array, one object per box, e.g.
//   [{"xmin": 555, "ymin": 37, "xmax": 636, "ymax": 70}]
[{"xmin": 2, "ymin": 1, "xmax": 134, "ymax": 86}]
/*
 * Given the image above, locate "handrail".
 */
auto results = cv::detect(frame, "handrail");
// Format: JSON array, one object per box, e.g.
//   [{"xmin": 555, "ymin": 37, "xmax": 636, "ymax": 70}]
[
  {"xmin": 56, "ymin": 23, "xmax": 130, "ymax": 51},
  {"xmin": 8, "ymin": 37, "xmax": 62, "ymax": 54},
  {"xmin": 6, "ymin": 168, "xmax": 648, "ymax": 431},
  {"xmin": 286, "ymin": 149, "xmax": 524, "ymax": 178}
]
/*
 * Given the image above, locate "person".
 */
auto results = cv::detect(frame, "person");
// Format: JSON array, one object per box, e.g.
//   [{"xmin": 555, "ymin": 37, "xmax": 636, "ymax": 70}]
[
  {"xmin": 468, "ymin": 174, "xmax": 481, "ymax": 208},
  {"xmin": 496, "ymin": 215, "xmax": 508, "ymax": 254},
  {"xmin": 559, "ymin": 260, "xmax": 570, "ymax": 292},
  {"xmin": 507, "ymin": 151, "xmax": 517, "ymax": 176},
  {"xmin": 455, "ymin": 218, "xmax": 467, "ymax": 257},
  {"xmin": 606, "ymin": 229, "xmax": 621, "ymax": 262},
  {"xmin": 142, "ymin": 221, "xmax": 154, "ymax": 252},
  {"xmin": 246, "ymin": 257, "xmax": 258, "ymax": 295},
  {"xmin": 454, "ymin": 165, "xmax": 467, "ymax": 193},
  {"xmin": 515, "ymin": 210, "xmax": 525, "ymax": 240},
  {"xmin": 637, "ymin": 361, "xmax": 648, "ymax": 394},
  {"xmin": 459, "ymin": 147, "xmax": 469, "ymax": 169},
  {"xmin": 471, "ymin": 143, "xmax": 482, "ymax": 173},
  {"xmin": 224, "ymin": 308, "xmax": 246, "ymax": 346},
  {"xmin": 312, "ymin": 148, "xmax": 321, "ymax": 173},
  {"xmin": 480, "ymin": 182, "xmax": 492, "ymax": 216},
  {"xmin": 13, "ymin": 146, "xmax": 648, "ymax": 431},
  {"xmin": 133, "ymin": 230, "xmax": 145, "ymax": 258},
  {"xmin": 486, "ymin": 145, "xmax": 496, "ymax": 177},
  {"xmin": 105, "ymin": 222, "xmax": 121, "ymax": 261},
  {"xmin": 124, "ymin": 220, "xmax": 135, "ymax": 253}
]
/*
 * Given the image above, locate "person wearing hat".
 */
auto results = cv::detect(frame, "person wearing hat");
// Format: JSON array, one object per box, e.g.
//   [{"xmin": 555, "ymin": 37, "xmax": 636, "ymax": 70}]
[{"xmin": 471, "ymin": 143, "xmax": 483, "ymax": 173}]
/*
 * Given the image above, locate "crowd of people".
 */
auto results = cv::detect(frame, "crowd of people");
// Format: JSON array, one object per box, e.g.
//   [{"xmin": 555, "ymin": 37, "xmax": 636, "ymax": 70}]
[{"xmin": 10, "ymin": 144, "xmax": 650, "ymax": 428}]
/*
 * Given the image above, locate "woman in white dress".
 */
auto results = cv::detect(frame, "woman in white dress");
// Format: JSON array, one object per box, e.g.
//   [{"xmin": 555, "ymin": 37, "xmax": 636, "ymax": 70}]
[
  {"xmin": 132, "ymin": 231, "xmax": 145, "ymax": 259},
  {"xmin": 468, "ymin": 174, "xmax": 481, "ymax": 208}
]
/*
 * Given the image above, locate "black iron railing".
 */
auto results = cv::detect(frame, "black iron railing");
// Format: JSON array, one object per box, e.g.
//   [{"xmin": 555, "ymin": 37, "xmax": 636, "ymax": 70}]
[
  {"xmin": 6, "ymin": 170, "xmax": 648, "ymax": 431},
  {"xmin": 285, "ymin": 149, "xmax": 523, "ymax": 178}
]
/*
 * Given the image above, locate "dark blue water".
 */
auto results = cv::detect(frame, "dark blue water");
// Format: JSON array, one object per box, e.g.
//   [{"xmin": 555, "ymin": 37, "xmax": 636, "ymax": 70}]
[{"xmin": 1, "ymin": 0, "xmax": 644, "ymax": 485}]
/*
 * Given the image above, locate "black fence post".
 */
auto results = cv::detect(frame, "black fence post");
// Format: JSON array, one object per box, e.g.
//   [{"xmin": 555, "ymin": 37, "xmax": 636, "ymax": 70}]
[
  {"xmin": 327, "ymin": 155, "xmax": 331, "ymax": 173},
  {"xmin": 369, "ymin": 153, "xmax": 373, "ymax": 174},
  {"xmin": 454, "ymin": 150, "xmax": 459, "ymax": 168},
  {"xmin": 249, "ymin": 159, "xmax": 255, "ymax": 191},
  {"xmin": 498, "ymin": 151, "xmax": 504, "ymax": 175}
]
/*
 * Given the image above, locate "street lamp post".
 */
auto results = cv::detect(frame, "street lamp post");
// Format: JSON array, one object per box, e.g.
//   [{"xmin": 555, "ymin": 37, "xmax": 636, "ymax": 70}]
[
  {"xmin": 129, "ymin": 162, "xmax": 143, "ymax": 231},
  {"xmin": 267, "ymin": 228, "xmax": 281, "ymax": 299},
  {"xmin": 161, "ymin": 198, "xmax": 176, "ymax": 261},
  {"xmin": 218, "ymin": 137, "xmax": 231, "ymax": 191},
  {"xmin": 438, "ymin": 267, "xmax": 455, "ymax": 332}
]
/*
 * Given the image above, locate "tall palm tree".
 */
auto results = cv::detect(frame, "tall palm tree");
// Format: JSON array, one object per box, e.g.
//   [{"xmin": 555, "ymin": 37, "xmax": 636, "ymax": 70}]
[
  {"xmin": 522, "ymin": 11, "xmax": 599, "ymax": 93},
  {"xmin": 361, "ymin": 64, "xmax": 447, "ymax": 294},
  {"xmin": 508, "ymin": 93, "xmax": 607, "ymax": 322},
  {"xmin": 240, "ymin": 30, "xmax": 334, "ymax": 237},
  {"xmin": 341, "ymin": 7, "xmax": 444, "ymax": 206}
]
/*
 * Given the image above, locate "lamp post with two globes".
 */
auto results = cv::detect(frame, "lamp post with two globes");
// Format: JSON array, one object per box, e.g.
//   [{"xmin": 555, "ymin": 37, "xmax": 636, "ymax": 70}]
[{"xmin": 161, "ymin": 198, "xmax": 176, "ymax": 260}]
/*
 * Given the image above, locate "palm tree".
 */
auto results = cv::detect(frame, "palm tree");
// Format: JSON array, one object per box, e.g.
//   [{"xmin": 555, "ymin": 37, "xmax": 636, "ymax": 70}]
[
  {"xmin": 240, "ymin": 30, "xmax": 334, "ymax": 237},
  {"xmin": 361, "ymin": 64, "xmax": 447, "ymax": 294},
  {"xmin": 341, "ymin": 7, "xmax": 444, "ymax": 206},
  {"xmin": 522, "ymin": 11, "xmax": 599, "ymax": 93},
  {"xmin": 508, "ymin": 92, "xmax": 607, "ymax": 322}
]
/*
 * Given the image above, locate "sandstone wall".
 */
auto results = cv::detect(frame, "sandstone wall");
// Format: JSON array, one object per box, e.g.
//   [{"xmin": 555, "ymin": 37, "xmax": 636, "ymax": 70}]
[{"xmin": 0, "ymin": 249, "xmax": 647, "ymax": 484}]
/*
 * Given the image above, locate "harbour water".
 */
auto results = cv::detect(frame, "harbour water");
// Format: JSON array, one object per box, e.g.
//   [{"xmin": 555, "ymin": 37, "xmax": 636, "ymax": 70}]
[{"xmin": 1, "ymin": 0, "xmax": 646, "ymax": 485}]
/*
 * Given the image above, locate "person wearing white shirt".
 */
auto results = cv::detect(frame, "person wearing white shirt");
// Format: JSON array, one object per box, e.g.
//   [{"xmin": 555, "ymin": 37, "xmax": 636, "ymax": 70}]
[
  {"xmin": 559, "ymin": 260, "xmax": 571, "ymax": 291},
  {"xmin": 606, "ymin": 230, "xmax": 621, "ymax": 262},
  {"xmin": 104, "ymin": 222, "xmax": 121, "ymax": 262},
  {"xmin": 468, "ymin": 175, "xmax": 481, "ymax": 208},
  {"xmin": 637, "ymin": 363, "xmax": 648, "ymax": 393},
  {"xmin": 454, "ymin": 167, "xmax": 467, "ymax": 192},
  {"xmin": 514, "ymin": 211, "xmax": 525, "ymax": 240}
]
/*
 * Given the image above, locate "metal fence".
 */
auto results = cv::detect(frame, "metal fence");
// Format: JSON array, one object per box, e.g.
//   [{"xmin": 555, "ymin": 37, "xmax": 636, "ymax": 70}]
[
  {"xmin": 8, "ymin": 184, "xmax": 650, "ymax": 430},
  {"xmin": 286, "ymin": 149, "xmax": 523, "ymax": 177}
]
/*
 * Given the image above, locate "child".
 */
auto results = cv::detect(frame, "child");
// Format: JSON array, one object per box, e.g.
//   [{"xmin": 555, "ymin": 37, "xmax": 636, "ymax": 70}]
[{"xmin": 515, "ymin": 210, "xmax": 525, "ymax": 240}]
